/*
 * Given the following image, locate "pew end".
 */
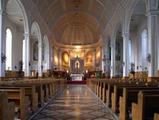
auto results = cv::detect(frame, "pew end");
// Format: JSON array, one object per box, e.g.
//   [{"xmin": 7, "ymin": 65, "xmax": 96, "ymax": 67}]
[{"xmin": 154, "ymin": 113, "xmax": 159, "ymax": 120}]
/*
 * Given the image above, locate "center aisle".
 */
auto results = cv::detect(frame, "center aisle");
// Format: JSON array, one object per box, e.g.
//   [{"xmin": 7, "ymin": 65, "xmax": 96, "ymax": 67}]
[{"xmin": 32, "ymin": 85, "xmax": 116, "ymax": 120}]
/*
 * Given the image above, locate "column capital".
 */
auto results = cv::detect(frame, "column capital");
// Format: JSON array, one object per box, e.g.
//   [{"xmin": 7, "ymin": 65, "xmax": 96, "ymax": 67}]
[
  {"xmin": 122, "ymin": 32, "xmax": 129, "ymax": 38},
  {"xmin": 24, "ymin": 33, "xmax": 30, "ymax": 38},
  {"xmin": 146, "ymin": 10, "xmax": 159, "ymax": 16},
  {"xmin": 110, "ymin": 42, "xmax": 115, "ymax": 48}
]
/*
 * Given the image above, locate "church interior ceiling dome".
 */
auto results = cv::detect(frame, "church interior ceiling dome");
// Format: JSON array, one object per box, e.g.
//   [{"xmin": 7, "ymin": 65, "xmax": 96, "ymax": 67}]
[{"xmin": 31, "ymin": 0, "xmax": 120, "ymax": 45}]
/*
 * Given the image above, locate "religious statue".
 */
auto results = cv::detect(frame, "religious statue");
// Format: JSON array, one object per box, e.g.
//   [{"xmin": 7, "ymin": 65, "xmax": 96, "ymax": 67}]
[{"xmin": 75, "ymin": 61, "xmax": 80, "ymax": 69}]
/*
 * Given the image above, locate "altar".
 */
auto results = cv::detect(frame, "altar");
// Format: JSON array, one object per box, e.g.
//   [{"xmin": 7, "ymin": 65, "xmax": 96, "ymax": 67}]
[
  {"xmin": 69, "ymin": 57, "xmax": 84, "ymax": 81},
  {"xmin": 70, "ymin": 74, "xmax": 84, "ymax": 81},
  {"xmin": 70, "ymin": 57, "xmax": 84, "ymax": 74}
]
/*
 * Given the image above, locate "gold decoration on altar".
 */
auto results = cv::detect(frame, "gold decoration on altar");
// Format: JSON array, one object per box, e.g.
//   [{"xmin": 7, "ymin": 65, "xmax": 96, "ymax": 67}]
[{"xmin": 70, "ymin": 50, "xmax": 84, "ymax": 58}]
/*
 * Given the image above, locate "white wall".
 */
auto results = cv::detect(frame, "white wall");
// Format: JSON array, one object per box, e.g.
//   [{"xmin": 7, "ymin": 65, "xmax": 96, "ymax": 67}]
[{"xmin": 4, "ymin": 16, "xmax": 23, "ymax": 71}]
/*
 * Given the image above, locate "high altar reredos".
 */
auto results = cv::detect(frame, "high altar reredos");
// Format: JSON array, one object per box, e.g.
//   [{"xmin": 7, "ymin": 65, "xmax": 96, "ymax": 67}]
[{"xmin": 70, "ymin": 57, "xmax": 84, "ymax": 81}]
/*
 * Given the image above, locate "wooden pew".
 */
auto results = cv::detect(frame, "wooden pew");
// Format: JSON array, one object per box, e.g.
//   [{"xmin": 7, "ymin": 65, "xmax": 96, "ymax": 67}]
[
  {"xmin": 88, "ymin": 79, "xmax": 122, "ymax": 107},
  {"xmin": 0, "ymin": 78, "xmax": 66, "ymax": 119},
  {"xmin": 102, "ymin": 81, "xmax": 107, "ymax": 103},
  {"xmin": 0, "ymin": 92, "xmax": 15, "ymax": 120},
  {"xmin": 111, "ymin": 83, "xmax": 152, "ymax": 113},
  {"xmin": 0, "ymin": 78, "xmax": 53, "ymax": 106},
  {"xmin": 154, "ymin": 113, "xmax": 159, "ymax": 120},
  {"xmin": 99, "ymin": 81, "xmax": 103, "ymax": 99},
  {"xmin": 132, "ymin": 90, "xmax": 159, "ymax": 120},
  {"xmin": 0, "ymin": 84, "xmax": 40, "ymax": 111},
  {"xmin": 86, "ymin": 79, "xmax": 159, "ymax": 120},
  {"xmin": 0, "ymin": 88, "xmax": 29, "ymax": 120},
  {"xmin": 119, "ymin": 87, "xmax": 159, "ymax": 120},
  {"xmin": 106, "ymin": 83, "xmax": 114, "ymax": 107},
  {"xmin": 106, "ymin": 81, "xmax": 124, "ymax": 108}
]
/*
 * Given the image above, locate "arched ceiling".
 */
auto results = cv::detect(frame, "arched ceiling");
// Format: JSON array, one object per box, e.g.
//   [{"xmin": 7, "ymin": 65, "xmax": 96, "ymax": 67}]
[
  {"xmin": 6, "ymin": 0, "xmax": 24, "ymax": 29},
  {"xmin": 32, "ymin": 0, "xmax": 121, "ymax": 45},
  {"xmin": 53, "ymin": 12, "xmax": 100, "ymax": 45}
]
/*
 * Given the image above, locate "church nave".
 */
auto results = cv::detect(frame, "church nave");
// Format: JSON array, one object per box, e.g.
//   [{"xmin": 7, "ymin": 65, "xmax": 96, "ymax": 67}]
[{"xmin": 31, "ymin": 85, "xmax": 116, "ymax": 120}]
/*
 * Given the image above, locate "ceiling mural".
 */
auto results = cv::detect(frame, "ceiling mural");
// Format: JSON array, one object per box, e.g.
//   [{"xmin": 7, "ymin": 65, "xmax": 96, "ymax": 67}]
[
  {"xmin": 62, "ymin": 52, "xmax": 69, "ymax": 67},
  {"xmin": 85, "ymin": 51, "xmax": 93, "ymax": 66}
]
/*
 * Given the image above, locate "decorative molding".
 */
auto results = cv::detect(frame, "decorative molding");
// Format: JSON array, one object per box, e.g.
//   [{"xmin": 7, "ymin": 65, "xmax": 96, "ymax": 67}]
[{"xmin": 53, "ymin": 40, "xmax": 101, "ymax": 50}]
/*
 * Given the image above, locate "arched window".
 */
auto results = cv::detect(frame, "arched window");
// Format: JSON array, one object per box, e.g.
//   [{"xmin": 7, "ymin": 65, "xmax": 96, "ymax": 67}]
[
  {"xmin": 5, "ymin": 28, "xmax": 12, "ymax": 70},
  {"xmin": 141, "ymin": 29, "xmax": 148, "ymax": 70}
]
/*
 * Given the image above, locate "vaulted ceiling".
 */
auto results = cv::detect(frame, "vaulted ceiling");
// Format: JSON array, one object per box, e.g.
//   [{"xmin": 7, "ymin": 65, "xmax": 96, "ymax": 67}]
[{"xmin": 31, "ymin": 0, "xmax": 121, "ymax": 45}]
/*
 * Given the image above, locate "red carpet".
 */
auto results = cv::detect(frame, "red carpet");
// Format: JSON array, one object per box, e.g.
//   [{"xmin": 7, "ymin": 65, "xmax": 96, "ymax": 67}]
[{"xmin": 67, "ymin": 80, "xmax": 86, "ymax": 84}]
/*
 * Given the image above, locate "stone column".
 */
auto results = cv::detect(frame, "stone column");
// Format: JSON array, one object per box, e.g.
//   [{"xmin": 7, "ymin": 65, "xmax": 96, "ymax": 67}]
[
  {"xmin": 38, "ymin": 39, "xmax": 42, "ymax": 77},
  {"xmin": 147, "ymin": 11, "xmax": 158, "ymax": 79},
  {"xmin": 100, "ymin": 46, "xmax": 103, "ymax": 71},
  {"xmin": 105, "ymin": 41, "xmax": 111, "ymax": 77},
  {"xmin": 48, "ymin": 45, "xmax": 51, "ymax": 70},
  {"xmin": 101, "ymin": 45, "xmax": 106, "ymax": 73},
  {"xmin": 0, "ymin": 8, "xmax": 5, "ymax": 77},
  {"xmin": 122, "ymin": 32, "xmax": 129, "ymax": 78},
  {"xmin": 51, "ymin": 46, "xmax": 54, "ymax": 70},
  {"xmin": 110, "ymin": 37, "xmax": 116, "ymax": 78},
  {"xmin": 24, "ymin": 33, "xmax": 30, "ymax": 77}
]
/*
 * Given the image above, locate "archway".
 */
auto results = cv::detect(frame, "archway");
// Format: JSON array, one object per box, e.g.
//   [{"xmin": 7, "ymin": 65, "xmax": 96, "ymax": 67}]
[
  {"xmin": 5, "ymin": 0, "xmax": 29, "ymax": 76},
  {"xmin": 31, "ymin": 21, "xmax": 42, "ymax": 77},
  {"xmin": 42, "ymin": 35, "xmax": 50, "ymax": 71},
  {"xmin": 115, "ymin": 25, "xmax": 123, "ymax": 77},
  {"xmin": 129, "ymin": 0, "xmax": 147, "ymax": 73}
]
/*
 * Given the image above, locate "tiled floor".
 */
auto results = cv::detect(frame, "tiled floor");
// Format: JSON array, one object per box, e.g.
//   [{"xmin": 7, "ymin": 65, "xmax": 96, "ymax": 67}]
[{"xmin": 31, "ymin": 85, "xmax": 116, "ymax": 120}]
